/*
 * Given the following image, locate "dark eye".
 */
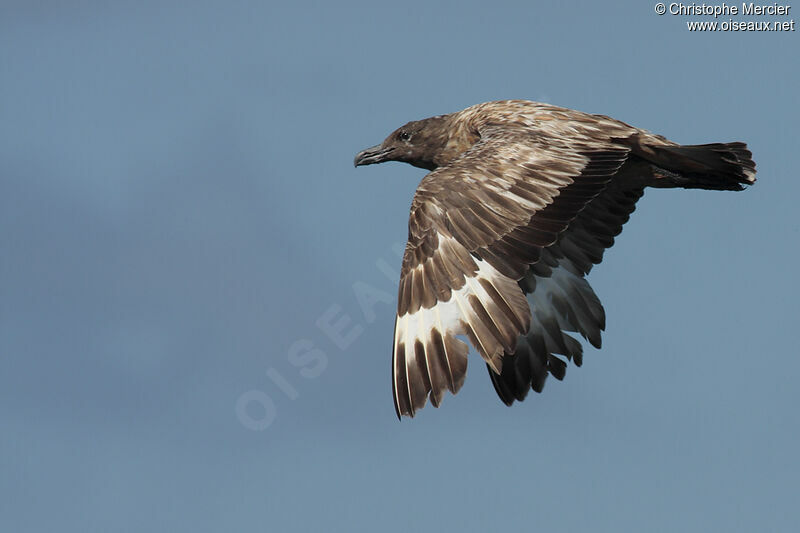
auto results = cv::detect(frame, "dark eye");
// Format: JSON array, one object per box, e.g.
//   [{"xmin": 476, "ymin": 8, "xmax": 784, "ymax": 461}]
[{"xmin": 398, "ymin": 131, "xmax": 411, "ymax": 141}]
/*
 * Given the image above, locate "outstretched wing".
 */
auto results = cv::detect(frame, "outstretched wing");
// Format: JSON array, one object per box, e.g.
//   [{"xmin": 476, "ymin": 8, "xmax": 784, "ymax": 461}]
[
  {"xmin": 486, "ymin": 138, "xmax": 757, "ymax": 404},
  {"xmin": 392, "ymin": 126, "xmax": 630, "ymax": 417},
  {"xmin": 487, "ymin": 170, "xmax": 647, "ymax": 405}
]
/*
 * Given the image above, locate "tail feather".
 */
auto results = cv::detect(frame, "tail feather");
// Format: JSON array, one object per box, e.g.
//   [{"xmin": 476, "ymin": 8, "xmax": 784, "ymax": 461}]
[
  {"xmin": 658, "ymin": 142, "xmax": 756, "ymax": 190},
  {"xmin": 628, "ymin": 138, "xmax": 756, "ymax": 191}
]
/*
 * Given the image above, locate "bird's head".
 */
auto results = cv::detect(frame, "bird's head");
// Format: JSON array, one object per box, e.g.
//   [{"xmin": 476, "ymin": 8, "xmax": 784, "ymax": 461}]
[{"xmin": 354, "ymin": 115, "xmax": 474, "ymax": 171}]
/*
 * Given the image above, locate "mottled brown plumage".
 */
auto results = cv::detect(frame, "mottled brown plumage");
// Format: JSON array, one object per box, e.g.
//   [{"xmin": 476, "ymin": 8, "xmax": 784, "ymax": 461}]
[{"xmin": 354, "ymin": 100, "xmax": 756, "ymax": 418}]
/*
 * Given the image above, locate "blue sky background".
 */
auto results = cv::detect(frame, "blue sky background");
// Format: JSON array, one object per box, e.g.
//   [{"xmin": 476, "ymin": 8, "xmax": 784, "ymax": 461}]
[{"xmin": 2, "ymin": 1, "xmax": 798, "ymax": 531}]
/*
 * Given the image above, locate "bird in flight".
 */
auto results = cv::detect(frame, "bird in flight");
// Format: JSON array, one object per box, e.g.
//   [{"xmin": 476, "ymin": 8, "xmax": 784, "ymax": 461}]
[{"xmin": 354, "ymin": 100, "xmax": 755, "ymax": 418}]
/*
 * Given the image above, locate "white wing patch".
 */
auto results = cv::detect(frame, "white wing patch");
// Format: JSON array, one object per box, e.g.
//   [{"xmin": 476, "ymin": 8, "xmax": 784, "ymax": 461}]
[{"xmin": 392, "ymin": 233, "xmax": 531, "ymax": 416}]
